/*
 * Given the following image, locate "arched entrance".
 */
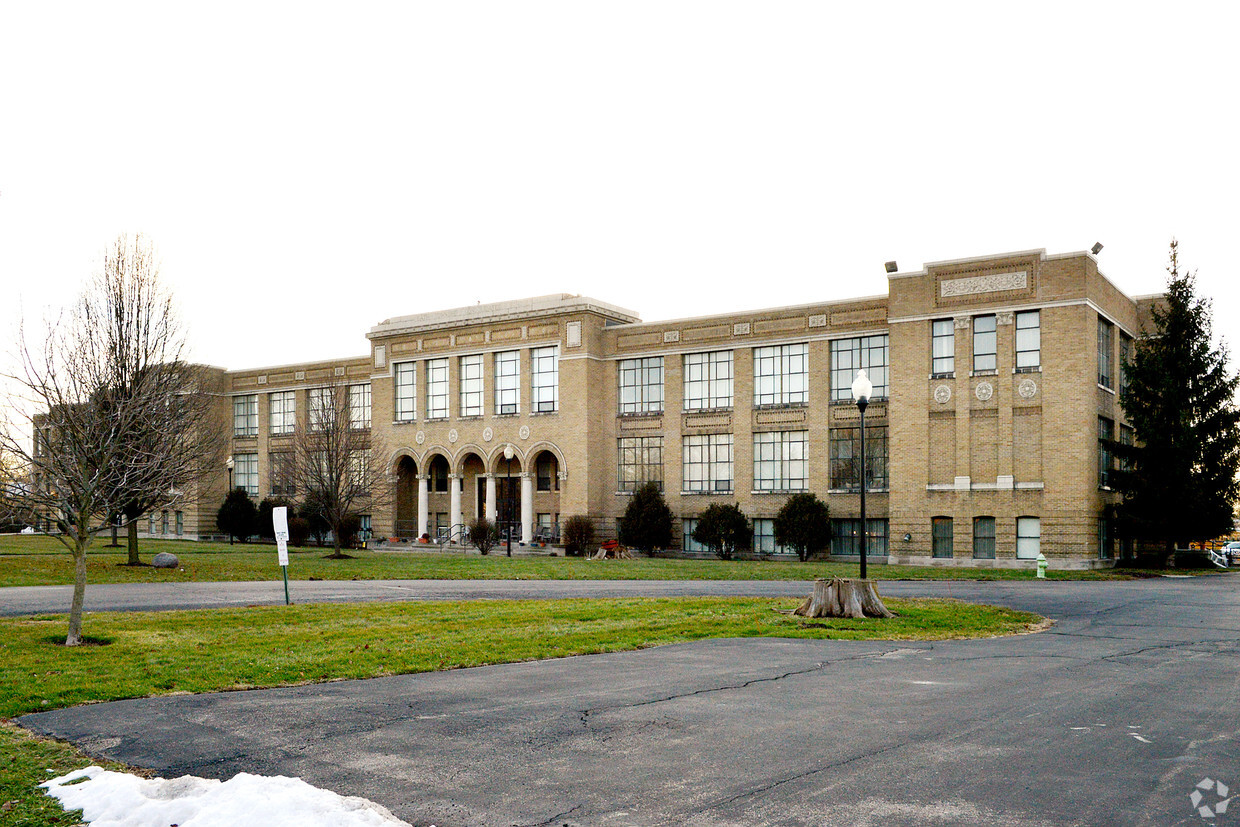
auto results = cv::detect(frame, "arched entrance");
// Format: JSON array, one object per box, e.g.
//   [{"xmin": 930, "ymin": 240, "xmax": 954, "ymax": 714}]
[
  {"xmin": 490, "ymin": 446, "xmax": 525, "ymax": 547},
  {"xmin": 530, "ymin": 449, "xmax": 562, "ymax": 542},
  {"xmin": 395, "ymin": 455, "xmax": 419, "ymax": 539}
]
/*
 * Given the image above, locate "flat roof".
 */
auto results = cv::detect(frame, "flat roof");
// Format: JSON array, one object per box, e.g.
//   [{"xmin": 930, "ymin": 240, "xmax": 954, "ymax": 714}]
[{"xmin": 367, "ymin": 294, "xmax": 641, "ymax": 339}]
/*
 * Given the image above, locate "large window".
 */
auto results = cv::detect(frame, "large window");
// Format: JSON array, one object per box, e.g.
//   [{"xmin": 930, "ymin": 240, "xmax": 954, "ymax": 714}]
[
  {"xmin": 269, "ymin": 452, "xmax": 294, "ymax": 497},
  {"xmin": 1098, "ymin": 417, "xmax": 1114, "ymax": 487},
  {"xmin": 395, "ymin": 362, "xmax": 416, "ymax": 422},
  {"xmin": 1016, "ymin": 516, "xmax": 1040, "ymax": 560},
  {"xmin": 1015, "ymin": 310, "xmax": 1040, "ymax": 371},
  {"xmin": 832, "ymin": 336, "xmax": 888, "ymax": 401},
  {"xmin": 931, "ymin": 320, "xmax": 954, "ymax": 376},
  {"xmin": 535, "ymin": 453, "xmax": 559, "ymax": 491},
  {"xmin": 349, "ymin": 383, "xmax": 371, "ymax": 429},
  {"xmin": 932, "ymin": 517, "xmax": 953, "ymax": 558},
  {"xmin": 683, "ymin": 518, "xmax": 706, "ymax": 553},
  {"xmin": 269, "ymin": 391, "xmax": 295, "ymax": 435},
  {"xmin": 973, "ymin": 315, "xmax": 997, "ymax": 373},
  {"xmin": 1119, "ymin": 333, "xmax": 1132, "ymax": 395},
  {"xmin": 753, "ymin": 430, "xmax": 807, "ymax": 492},
  {"xmin": 618, "ymin": 436, "xmax": 663, "ymax": 491},
  {"xmin": 308, "ymin": 387, "xmax": 334, "ymax": 431},
  {"xmin": 531, "ymin": 346, "xmax": 559, "ymax": 413},
  {"xmin": 234, "ymin": 452, "xmax": 258, "ymax": 497},
  {"xmin": 1098, "ymin": 317, "xmax": 1113, "ymax": 387},
  {"xmin": 830, "ymin": 518, "xmax": 888, "ymax": 558},
  {"xmin": 1119, "ymin": 424, "xmax": 1134, "ymax": 471},
  {"xmin": 618, "ymin": 357, "xmax": 664, "ymax": 415},
  {"xmin": 684, "ymin": 351, "xmax": 733, "ymax": 410},
  {"xmin": 495, "ymin": 350, "xmax": 520, "ymax": 414},
  {"xmin": 828, "ymin": 425, "xmax": 888, "ymax": 491},
  {"xmin": 753, "ymin": 518, "xmax": 791, "ymax": 556},
  {"xmin": 755, "ymin": 344, "xmax": 808, "ymax": 406},
  {"xmin": 233, "ymin": 394, "xmax": 258, "ymax": 437},
  {"xmin": 972, "ymin": 516, "xmax": 996, "ymax": 559},
  {"xmin": 682, "ymin": 433, "xmax": 734, "ymax": 494},
  {"xmin": 459, "ymin": 355, "xmax": 483, "ymax": 417},
  {"xmin": 426, "ymin": 358, "xmax": 449, "ymax": 419}
]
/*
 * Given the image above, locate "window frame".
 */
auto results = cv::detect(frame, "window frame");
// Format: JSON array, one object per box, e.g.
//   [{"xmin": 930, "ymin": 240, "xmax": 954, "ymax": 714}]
[
  {"xmin": 931, "ymin": 319, "xmax": 955, "ymax": 377},
  {"xmin": 617, "ymin": 435, "xmax": 664, "ymax": 492},
  {"xmin": 1098, "ymin": 416, "xmax": 1114, "ymax": 487},
  {"xmin": 752, "ymin": 430, "xmax": 808, "ymax": 492},
  {"xmin": 308, "ymin": 387, "xmax": 334, "ymax": 432},
  {"xmin": 495, "ymin": 350, "xmax": 521, "ymax": 415},
  {"xmin": 754, "ymin": 343, "xmax": 809, "ymax": 407},
  {"xmin": 972, "ymin": 516, "xmax": 996, "ymax": 559},
  {"xmin": 618, "ymin": 357, "xmax": 664, "ymax": 415},
  {"xmin": 684, "ymin": 350, "xmax": 734, "ymax": 411},
  {"xmin": 531, "ymin": 345, "xmax": 559, "ymax": 413},
  {"xmin": 831, "ymin": 335, "xmax": 889, "ymax": 401},
  {"xmin": 973, "ymin": 315, "xmax": 997, "ymax": 374},
  {"xmin": 233, "ymin": 452, "xmax": 259, "ymax": 498},
  {"xmin": 682, "ymin": 432, "xmax": 734, "ymax": 494},
  {"xmin": 269, "ymin": 391, "xmax": 295, "ymax": 435},
  {"xmin": 394, "ymin": 362, "xmax": 417, "ymax": 422},
  {"xmin": 233, "ymin": 394, "xmax": 258, "ymax": 437},
  {"xmin": 459, "ymin": 354, "xmax": 484, "ymax": 418},
  {"xmin": 1015, "ymin": 310, "xmax": 1040, "ymax": 371},
  {"xmin": 1098, "ymin": 316, "xmax": 1114, "ymax": 388},
  {"xmin": 828, "ymin": 424, "xmax": 889, "ymax": 492},
  {"xmin": 932, "ymin": 516, "xmax": 953, "ymax": 558},
  {"xmin": 1016, "ymin": 516, "xmax": 1040, "ymax": 560},
  {"xmin": 426, "ymin": 358, "xmax": 449, "ymax": 420},
  {"xmin": 349, "ymin": 383, "xmax": 372, "ymax": 430}
]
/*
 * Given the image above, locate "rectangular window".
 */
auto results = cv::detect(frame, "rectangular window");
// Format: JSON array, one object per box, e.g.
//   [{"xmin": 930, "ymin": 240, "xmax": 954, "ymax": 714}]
[
  {"xmin": 973, "ymin": 516, "xmax": 996, "ymax": 559},
  {"xmin": 1098, "ymin": 417, "xmax": 1114, "ymax": 487},
  {"xmin": 535, "ymin": 454, "xmax": 559, "ymax": 491},
  {"xmin": 349, "ymin": 383, "xmax": 371, "ymax": 430},
  {"xmin": 829, "ymin": 425, "xmax": 888, "ymax": 491},
  {"xmin": 161, "ymin": 511, "xmax": 169, "ymax": 534},
  {"xmin": 495, "ymin": 351, "xmax": 520, "ymax": 415},
  {"xmin": 682, "ymin": 433, "xmax": 734, "ymax": 494},
  {"xmin": 233, "ymin": 394, "xmax": 258, "ymax": 437},
  {"xmin": 1119, "ymin": 334, "xmax": 1132, "ymax": 395},
  {"xmin": 431, "ymin": 461, "xmax": 448, "ymax": 493},
  {"xmin": 932, "ymin": 517, "xmax": 953, "ymax": 558},
  {"xmin": 308, "ymin": 387, "xmax": 334, "ymax": 431},
  {"xmin": 754, "ymin": 344, "xmax": 808, "ymax": 406},
  {"xmin": 753, "ymin": 430, "xmax": 808, "ymax": 492},
  {"xmin": 269, "ymin": 451, "xmax": 294, "ymax": 497},
  {"xmin": 148, "ymin": 513, "xmax": 155, "ymax": 534},
  {"xmin": 618, "ymin": 356, "xmax": 664, "ymax": 415},
  {"xmin": 269, "ymin": 391, "xmax": 295, "ymax": 435},
  {"xmin": 683, "ymin": 518, "xmax": 706, "ymax": 553},
  {"xmin": 618, "ymin": 436, "xmax": 663, "ymax": 492},
  {"xmin": 349, "ymin": 450, "xmax": 369, "ymax": 489},
  {"xmin": 175, "ymin": 511, "xmax": 183, "ymax": 536},
  {"xmin": 426, "ymin": 358, "xmax": 449, "ymax": 419},
  {"xmin": 684, "ymin": 351, "xmax": 734, "ymax": 410},
  {"xmin": 1016, "ymin": 516, "xmax": 1040, "ymax": 560},
  {"xmin": 1119, "ymin": 424, "xmax": 1134, "ymax": 471},
  {"xmin": 973, "ymin": 315, "xmax": 997, "ymax": 373},
  {"xmin": 832, "ymin": 335, "xmax": 889, "ymax": 401},
  {"xmin": 234, "ymin": 453, "xmax": 259, "ymax": 497},
  {"xmin": 459, "ymin": 355, "xmax": 483, "ymax": 417},
  {"xmin": 752, "ymin": 518, "xmax": 791, "ymax": 556},
  {"xmin": 531, "ymin": 346, "xmax": 559, "ymax": 413},
  {"xmin": 1099, "ymin": 515, "xmax": 1114, "ymax": 559},
  {"xmin": 358, "ymin": 515, "xmax": 372, "ymax": 540},
  {"xmin": 931, "ymin": 320, "xmax": 955, "ymax": 376},
  {"xmin": 1015, "ymin": 310, "xmax": 1040, "ymax": 371},
  {"xmin": 1098, "ymin": 317, "xmax": 1113, "ymax": 387},
  {"xmin": 830, "ymin": 519, "xmax": 860, "ymax": 556},
  {"xmin": 395, "ymin": 362, "xmax": 417, "ymax": 422}
]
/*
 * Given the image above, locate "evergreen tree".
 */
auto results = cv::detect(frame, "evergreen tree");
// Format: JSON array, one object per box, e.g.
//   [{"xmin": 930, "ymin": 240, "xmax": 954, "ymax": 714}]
[
  {"xmin": 618, "ymin": 481, "xmax": 674, "ymax": 551},
  {"xmin": 692, "ymin": 503, "xmax": 752, "ymax": 560},
  {"xmin": 1111, "ymin": 241, "xmax": 1240, "ymax": 554},
  {"xmin": 773, "ymin": 493, "xmax": 830, "ymax": 562},
  {"xmin": 216, "ymin": 488, "xmax": 258, "ymax": 543}
]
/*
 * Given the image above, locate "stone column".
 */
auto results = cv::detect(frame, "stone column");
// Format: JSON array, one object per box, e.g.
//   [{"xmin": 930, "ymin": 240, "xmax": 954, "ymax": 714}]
[
  {"xmin": 449, "ymin": 474, "xmax": 462, "ymax": 537},
  {"xmin": 520, "ymin": 472, "xmax": 534, "ymax": 545},
  {"xmin": 416, "ymin": 475, "xmax": 429, "ymax": 539},
  {"xmin": 485, "ymin": 474, "xmax": 497, "ymax": 522}
]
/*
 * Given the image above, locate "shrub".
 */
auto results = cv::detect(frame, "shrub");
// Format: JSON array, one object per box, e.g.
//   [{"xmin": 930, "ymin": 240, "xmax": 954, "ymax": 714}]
[
  {"xmin": 469, "ymin": 517, "xmax": 499, "ymax": 555},
  {"xmin": 562, "ymin": 515, "xmax": 595, "ymax": 557},
  {"xmin": 619, "ymin": 481, "xmax": 674, "ymax": 551},
  {"xmin": 287, "ymin": 516, "xmax": 311, "ymax": 548},
  {"xmin": 337, "ymin": 513, "xmax": 362, "ymax": 549},
  {"xmin": 298, "ymin": 490, "xmax": 332, "ymax": 547},
  {"xmin": 216, "ymin": 488, "xmax": 258, "ymax": 543},
  {"xmin": 774, "ymin": 493, "xmax": 830, "ymax": 562},
  {"xmin": 256, "ymin": 497, "xmax": 294, "ymax": 541},
  {"xmin": 692, "ymin": 503, "xmax": 752, "ymax": 560}
]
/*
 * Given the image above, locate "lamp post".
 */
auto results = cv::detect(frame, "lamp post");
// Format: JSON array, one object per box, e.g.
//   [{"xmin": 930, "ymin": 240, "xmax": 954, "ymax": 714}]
[
  {"xmin": 503, "ymin": 444, "xmax": 514, "ymax": 557},
  {"xmin": 225, "ymin": 455, "xmax": 235, "ymax": 545},
  {"xmin": 851, "ymin": 369, "xmax": 872, "ymax": 581}
]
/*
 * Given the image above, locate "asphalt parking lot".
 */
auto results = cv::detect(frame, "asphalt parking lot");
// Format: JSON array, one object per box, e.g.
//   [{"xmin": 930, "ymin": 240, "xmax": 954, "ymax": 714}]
[{"xmin": 18, "ymin": 575, "xmax": 1240, "ymax": 826}]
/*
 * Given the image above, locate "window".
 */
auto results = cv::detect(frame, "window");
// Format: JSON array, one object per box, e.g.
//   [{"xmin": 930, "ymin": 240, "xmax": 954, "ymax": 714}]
[
  {"xmin": 430, "ymin": 458, "xmax": 448, "ymax": 492},
  {"xmin": 1016, "ymin": 516, "xmax": 1040, "ymax": 560},
  {"xmin": 753, "ymin": 430, "xmax": 808, "ymax": 492},
  {"xmin": 618, "ymin": 436, "xmax": 663, "ymax": 491},
  {"xmin": 682, "ymin": 433, "xmax": 734, "ymax": 493},
  {"xmin": 829, "ymin": 425, "xmax": 888, "ymax": 491},
  {"xmin": 233, "ymin": 394, "xmax": 258, "ymax": 437},
  {"xmin": 495, "ymin": 351, "xmax": 520, "ymax": 415},
  {"xmin": 618, "ymin": 357, "xmax": 664, "ymax": 414},
  {"xmin": 269, "ymin": 452, "xmax": 294, "ymax": 497},
  {"xmin": 931, "ymin": 320, "xmax": 954, "ymax": 376},
  {"xmin": 535, "ymin": 454, "xmax": 558, "ymax": 491},
  {"xmin": 972, "ymin": 516, "xmax": 996, "ymax": 559},
  {"xmin": 349, "ymin": 384, "xmax": 371, "ymax": 429},
  {"xmin": 753, "ymin": 518, "xmax": 791, "ymax": 556},
  {"xmin": 426, "ymin": 358, "xmax": 449, "ymax": 419},
  {"xmin": 1119, "ymin": 334, "xmax": 1132, "ymax": 395},
  {"xmin": 459, "ymin": 355, "xmax": 483, "ymax": 417},
  {"xmin": 308, "ymin": 387, "xmax": 334, "ymax": 431},
  {"xmin": 1099, "ymin": 515, "xmax": 1114, "ymax": 559},
  {"xmin": 269, "ymin": 391, "xmax": 295, "ymax": 435},
  {"xmin": 531, "ymin": 346, "xmax": 559, "ymax": 413},
  {"xmin": 148, "ymin": 513, "xmax": 155, "ymax": 534},
  {"xmin": 395, "ymin": 362, "xmax": 417, "ymax": 422},
  {"xmin": 358, "ymin": 515, "xmax": 372, "ymax": 540},
  {"xmin": 973, "ymin": 315, "xmax": 997, "ymax": 373},
  {"xmin": 830, "ymin": 519, "xmax": 886, "ymax": 557},
  {"xmin": 932, "ymin": 517, "xmax": 953, "ymax": 558},
  {"xmin": 234, "ymin": 453, "xmax": 259, "ymax": 497},
  {"xmin": 683, "ymin": 518, "xmax": 706, "ymax": 553},
  {"xmin": 1119, "ymin": 424, "xmax": 1134, "ymax": 471},
  {"xmin": 1015, "ymin": 310, "xmax": 1040, "ymax": 371},
  {"xmin": 349, "ymin": 451, "xmax": 369, "ymax": 488},
  {"xmin": 161, "ymin": 511, "xmax": 169, "ymax": 534},
  {"xmin": 832, "ymin": 336, "xmax": 889, "ymax": 401},
  {"xmin": 1098, "ymin": 417, "xmax": 1114, "ymax": 487},
  {"xmin": 684, "ymin": 351, "xmax": 734, "ymax": 410},
  {"xmin": 175, "ymin": 511, "xmax": 183, "ymax": 536},
  {"xmin": 755, "ymin": 344, "xmax": 808, "ymax": 406},
  {"xmin": 1098, "ymin": 317, "xmax": 1113, "ymax": 387}
]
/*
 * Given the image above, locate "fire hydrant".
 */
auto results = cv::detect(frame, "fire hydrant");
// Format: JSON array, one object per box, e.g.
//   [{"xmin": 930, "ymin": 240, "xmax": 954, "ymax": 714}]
[{"xmin": 1036, "ymin": 552, "xmax": 1048, "ymax": 579}]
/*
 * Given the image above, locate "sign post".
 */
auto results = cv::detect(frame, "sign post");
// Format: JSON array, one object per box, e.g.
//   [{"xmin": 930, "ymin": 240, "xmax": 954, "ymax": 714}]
[{"xmin": 273, "ymin": 506, "xmax": 291, "ymax": 605}]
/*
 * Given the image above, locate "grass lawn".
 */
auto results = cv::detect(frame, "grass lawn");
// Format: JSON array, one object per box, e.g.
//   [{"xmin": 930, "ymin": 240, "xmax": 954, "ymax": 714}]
[
  {"xmin": 0, "ymin": 534, "xmax": 1174, "ymax": 587},
  {"xmin": 0, "ymin": 595, "xmax": 1042, "ymax": 824}
]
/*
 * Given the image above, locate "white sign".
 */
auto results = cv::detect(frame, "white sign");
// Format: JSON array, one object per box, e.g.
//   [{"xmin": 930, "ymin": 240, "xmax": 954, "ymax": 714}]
[{"xmin": 273, "ymin": 506, "xmax": 290, "ymax": 567}]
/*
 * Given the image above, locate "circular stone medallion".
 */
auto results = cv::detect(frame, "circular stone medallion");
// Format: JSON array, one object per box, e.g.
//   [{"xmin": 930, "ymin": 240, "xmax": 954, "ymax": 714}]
[
  {"xmin": 1018, "ymin": 378, "xmax": 1038, "ymax": 399},
  {"xmin": 482, "ymin": 427, "xmax": 494, "ymax": 442},
  {"xmin": 933, "ymin": 385, "xmax": 951, "ymax": 404},
  {"xmin": 518, "ymin": 425, "xmax": 531, "ymax": 440},
  {"xmin": 975, "ymin": 382, "xmax": 994, "ymax": 401},
  {"xmin": 448, "ymin": 429, "xmax": 459, "ymax": 444},
  {"xmin": 415, "ymin": 430, "xmax": 426, "ymax": 445}
]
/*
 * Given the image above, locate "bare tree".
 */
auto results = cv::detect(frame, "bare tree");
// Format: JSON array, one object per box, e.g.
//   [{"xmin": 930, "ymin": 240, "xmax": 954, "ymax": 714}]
[
  {"xmin": 280, "ymin": 376, "xmax": 390, "ymax": 558},
  {"xmin": 0, "ymin": 234, "xmax": 221, "ymax": 645}
]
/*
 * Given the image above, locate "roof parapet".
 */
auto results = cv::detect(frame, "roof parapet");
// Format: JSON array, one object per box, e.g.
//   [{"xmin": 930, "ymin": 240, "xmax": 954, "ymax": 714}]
[{"xmin": 367, "ymin": 294, "xmax": 641, "ymax": 339}]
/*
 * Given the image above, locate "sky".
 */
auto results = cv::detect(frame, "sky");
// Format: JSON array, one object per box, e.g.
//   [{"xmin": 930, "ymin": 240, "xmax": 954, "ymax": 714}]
[{"xmin": 2, "ymin": 2, "xmax": 1238, "ymax": 372}]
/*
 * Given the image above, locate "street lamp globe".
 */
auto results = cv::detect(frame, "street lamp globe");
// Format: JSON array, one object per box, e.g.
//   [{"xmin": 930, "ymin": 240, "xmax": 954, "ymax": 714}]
[
  {"xmin": 503, "ymin": 444, "xmax": 514, "ymax": 461},
  {"xmin": 851, "ymin": 369, "xmax": 872, "ymax": 408}
]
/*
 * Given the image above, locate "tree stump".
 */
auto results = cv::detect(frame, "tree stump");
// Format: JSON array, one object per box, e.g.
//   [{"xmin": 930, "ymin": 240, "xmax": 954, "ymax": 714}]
[{"xmin": 792, "ymin": 577, "xmax": 894, "ymax": 619}]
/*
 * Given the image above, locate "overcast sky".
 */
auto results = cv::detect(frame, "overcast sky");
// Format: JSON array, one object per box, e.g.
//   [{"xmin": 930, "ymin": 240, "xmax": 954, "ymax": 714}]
[{"xmin": 2, "ymin": 2, "xmax": 1237, "ymax": 372}]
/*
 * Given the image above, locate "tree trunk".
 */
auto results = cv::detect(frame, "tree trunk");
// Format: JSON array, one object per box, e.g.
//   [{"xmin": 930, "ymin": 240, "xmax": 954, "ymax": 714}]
[
  {"xmin": 126, "ymin": 520, "xmax": 141, "ymax": 565},
  {"xmin": 66, "ymin": 539, "xmax": 89, "ymax": 646},
  {"xmin": 793, "ymin": 577, "xmax": 894, "ymax": 619}
]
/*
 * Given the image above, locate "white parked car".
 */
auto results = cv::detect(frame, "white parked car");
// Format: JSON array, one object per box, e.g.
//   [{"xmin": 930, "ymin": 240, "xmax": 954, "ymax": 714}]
[
  {"xmin": 1224, "ymin": 541, "xmax": 1240, "ymax": 566},
  {"xmin": 19, "ymin": 526, "xmax": 35, "ymax": 535}
]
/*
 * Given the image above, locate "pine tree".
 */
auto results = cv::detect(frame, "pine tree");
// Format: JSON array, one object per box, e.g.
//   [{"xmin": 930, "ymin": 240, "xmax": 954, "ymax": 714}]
[
  {"xmin": 618, "ymin": 481, "xmax": 674, "ymax": 551},
  {"xmin": 1111, "ymin": 240, "xmax": 1240, "ymax": 554}
]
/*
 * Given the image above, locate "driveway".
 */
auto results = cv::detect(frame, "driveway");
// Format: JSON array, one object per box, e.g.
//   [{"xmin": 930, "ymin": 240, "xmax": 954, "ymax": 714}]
[{"xmin": 18, "ymin": 576, "xmax": 1240, "ymax": 826}]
